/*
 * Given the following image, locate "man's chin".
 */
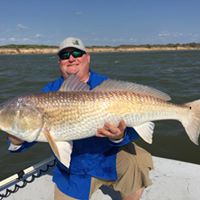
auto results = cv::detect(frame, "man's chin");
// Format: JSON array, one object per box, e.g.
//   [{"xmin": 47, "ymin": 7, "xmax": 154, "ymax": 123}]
[
  {"xmin": 66, "ymin": 71, "xmax": 79, "ymax": 78},
  {"xmin": 67, "ymin": 70, "xmax": 78, "ymax": 75}
]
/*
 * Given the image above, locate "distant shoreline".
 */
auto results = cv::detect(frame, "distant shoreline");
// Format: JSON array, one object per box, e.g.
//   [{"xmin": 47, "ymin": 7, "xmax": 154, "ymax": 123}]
[{"xmin": 0, "ymin": 45, "xmax": 200, "ymax": 54}]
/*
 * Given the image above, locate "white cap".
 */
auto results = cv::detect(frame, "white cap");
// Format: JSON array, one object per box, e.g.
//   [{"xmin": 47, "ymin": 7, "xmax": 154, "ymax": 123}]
[{"xmin": 58, "ymin": 37, "xmax": 86, "ymax": 53}]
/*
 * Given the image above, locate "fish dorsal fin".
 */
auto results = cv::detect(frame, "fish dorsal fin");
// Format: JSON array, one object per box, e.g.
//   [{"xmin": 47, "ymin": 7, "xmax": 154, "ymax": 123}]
[
  {"xmin": 93, "ymin": 79, "xmax": 171, "ymax": 101},
  {"xmin": 59, "ymin": 75, "xmax": 90, "ymax": 92}
]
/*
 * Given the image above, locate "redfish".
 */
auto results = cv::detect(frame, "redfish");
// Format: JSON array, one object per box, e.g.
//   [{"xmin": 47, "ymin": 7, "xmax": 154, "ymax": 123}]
[{"xmin": 0, "ymin": 76, "xmax": 199, "ymax": 167}]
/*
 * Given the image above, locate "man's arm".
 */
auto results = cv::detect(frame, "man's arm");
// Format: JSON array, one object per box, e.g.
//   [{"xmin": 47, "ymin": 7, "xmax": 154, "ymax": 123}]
[
  {"xmin": 7, "ymin": 134, "xmax": 37, "ymax": 152},
  {"xmin": 7, "ymin": 134, "xmax": 24, "ymax": 145}
]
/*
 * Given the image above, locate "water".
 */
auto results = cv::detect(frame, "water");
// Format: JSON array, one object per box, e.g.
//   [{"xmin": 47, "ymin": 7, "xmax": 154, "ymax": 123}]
[{"xmin": 0, "ymin": 51, "xmax": 200, "ymax": 180}]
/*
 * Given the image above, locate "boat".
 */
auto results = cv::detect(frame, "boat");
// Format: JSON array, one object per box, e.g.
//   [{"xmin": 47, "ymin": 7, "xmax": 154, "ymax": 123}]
[{"xmin": 0, "ymin": 156, "xmax": 200, "ymax": 200}]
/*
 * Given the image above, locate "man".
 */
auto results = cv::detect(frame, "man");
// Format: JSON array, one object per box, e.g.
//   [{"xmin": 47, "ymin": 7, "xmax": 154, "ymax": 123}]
[{"xmin": 8, "ymin": 37, "xmax": 153, "ymax": 200}]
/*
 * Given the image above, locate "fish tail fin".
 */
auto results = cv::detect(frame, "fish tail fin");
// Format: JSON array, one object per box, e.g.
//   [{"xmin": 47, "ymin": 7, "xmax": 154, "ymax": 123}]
[{"xmin": 182, "ymin": 99, "xmax": 200, "ymax": 145}]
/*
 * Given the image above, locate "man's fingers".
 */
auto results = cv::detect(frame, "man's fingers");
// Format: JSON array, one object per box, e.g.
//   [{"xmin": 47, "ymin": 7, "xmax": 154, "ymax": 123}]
[
  {"xmin": 96, "ymin": 128, "xmax": 113, "ymax": 138},
  {"xmin": 118, "ymin": 120, "xmax": 126, "ymax": 132},
  {"xmin": 104, "ymin": 120, "xmax": 126, "ymax": 134},
  {"xmin": 96, "ymin": 120, "xmax": 127, "ymax": 139},
  {"xmin": 104, "ymin": 123, "xmax": 121, "ymax": 135}
]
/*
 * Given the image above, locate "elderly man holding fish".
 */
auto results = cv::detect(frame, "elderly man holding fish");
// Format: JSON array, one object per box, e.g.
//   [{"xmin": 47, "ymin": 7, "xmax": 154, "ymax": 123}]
[{"xmin": 7, "ymin": 37, "xmax": 153, "ymax": 200}]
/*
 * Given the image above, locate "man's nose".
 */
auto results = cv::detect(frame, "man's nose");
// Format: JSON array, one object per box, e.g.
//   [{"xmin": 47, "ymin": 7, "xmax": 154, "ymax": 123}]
[{"xmin": 68, "ymin": 54, "xmax": 75, "ymax": 62}]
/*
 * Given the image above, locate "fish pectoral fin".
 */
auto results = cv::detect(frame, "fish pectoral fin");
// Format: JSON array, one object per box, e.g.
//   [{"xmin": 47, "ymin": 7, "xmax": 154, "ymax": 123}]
[
  {"xmin": 43, "ymin": 128, "xmax": 73, "ymax": 168},
  {"xmin": 55, "ymin": 141, "xmax": 73, "ymax": 168},
  {"xmin": 43, "ymin": 128, "xmax": 60, "ymax": 158},
  {"xmin": 133, "ymin": 122, "xmax": 155, "ymax": 144}
]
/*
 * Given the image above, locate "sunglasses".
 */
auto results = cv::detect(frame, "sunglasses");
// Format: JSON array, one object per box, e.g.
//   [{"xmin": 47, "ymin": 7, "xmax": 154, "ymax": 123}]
[{"xmin": 58, "ymin": 50, "xmax": 86, "ymax": 60}]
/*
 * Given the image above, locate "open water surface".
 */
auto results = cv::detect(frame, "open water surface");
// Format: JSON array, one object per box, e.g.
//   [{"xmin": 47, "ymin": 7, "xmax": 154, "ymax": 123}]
[{"xmin": 0, "ymin": 51, "xmax": 200, "ymax": 180}]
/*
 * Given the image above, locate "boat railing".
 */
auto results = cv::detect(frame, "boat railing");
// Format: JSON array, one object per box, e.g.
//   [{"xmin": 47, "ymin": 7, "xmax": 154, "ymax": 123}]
[{"xmin": 0, "ymin": 156, "xmax": 55, "ymax": 199}]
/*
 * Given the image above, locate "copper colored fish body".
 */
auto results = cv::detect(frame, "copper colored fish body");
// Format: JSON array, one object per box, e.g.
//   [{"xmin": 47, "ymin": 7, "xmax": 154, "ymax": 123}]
[
  {"xmin": 0, "ymin": 77, "xmax": 200, "ymax": 167},
  {"xmin": 0, "ymin": 89, "xmax": 199, "ymax": 145}
]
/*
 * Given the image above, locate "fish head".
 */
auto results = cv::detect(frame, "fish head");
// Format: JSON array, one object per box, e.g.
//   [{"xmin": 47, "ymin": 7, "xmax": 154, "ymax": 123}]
[{"xmin": 0, "ymin": 97, "xmax": 44, "ymax": 142}]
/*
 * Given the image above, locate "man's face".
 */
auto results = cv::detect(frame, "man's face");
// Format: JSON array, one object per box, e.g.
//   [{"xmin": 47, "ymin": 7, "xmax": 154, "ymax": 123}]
[{"xmin": 58, "ymin": 47, "xmax": 90, "ymax": 82}]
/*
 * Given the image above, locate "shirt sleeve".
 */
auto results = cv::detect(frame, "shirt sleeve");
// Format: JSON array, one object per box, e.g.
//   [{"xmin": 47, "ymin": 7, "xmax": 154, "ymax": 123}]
[
  {"xmin": 41, "ymin": 76, "xmax": 64, "ymax": 93},
  {"xmin": 8, "ymin": 143, "xmax": 23, "ymax": 151},
  {"xmin": 41, "ymin": 82, "xmax": 53, "ymax": 92},
  {"xmin": 7, "ymin": 139, "xmax": 37, "ymax": 153},
  {"xmin": 109, "ymin": 127, "xmax": 139, "ymax": 147}
]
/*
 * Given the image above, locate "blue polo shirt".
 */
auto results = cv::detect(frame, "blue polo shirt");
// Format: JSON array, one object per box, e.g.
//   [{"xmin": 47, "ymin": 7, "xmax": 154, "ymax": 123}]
[
  {"xmin": 42, "ymin": 71, "xmax": 139, "ymax": 199},
  {"xmin": 11, "ymin": 71, "xmax": 139, "ymax": 199}
]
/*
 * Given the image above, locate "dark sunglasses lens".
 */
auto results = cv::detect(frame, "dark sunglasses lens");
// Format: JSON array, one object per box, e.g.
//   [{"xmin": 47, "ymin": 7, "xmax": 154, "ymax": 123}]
[
  {"xmin": 72, "ymin": 51, "xmax": 85, "ymax": 58},
  {"xmin": 59, "ymin": 52, "xmax": 70, "ymax": 60}
]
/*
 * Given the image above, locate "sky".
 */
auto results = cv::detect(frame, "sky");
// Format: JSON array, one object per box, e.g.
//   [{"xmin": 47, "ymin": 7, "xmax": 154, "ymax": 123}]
[{"xmin": 0, "ymin": 0, "xmax": 200, "ymax": 46}]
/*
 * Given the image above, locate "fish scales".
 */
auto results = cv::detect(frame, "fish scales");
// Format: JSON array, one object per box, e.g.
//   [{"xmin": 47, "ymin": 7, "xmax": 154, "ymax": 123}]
[
  {"xmin": 21, "ymin": 91, "xmax": 188, "ymax": 141},
  {"xmin": 0, "ymin": 88, "xmax": 199, "ymax": 145}
]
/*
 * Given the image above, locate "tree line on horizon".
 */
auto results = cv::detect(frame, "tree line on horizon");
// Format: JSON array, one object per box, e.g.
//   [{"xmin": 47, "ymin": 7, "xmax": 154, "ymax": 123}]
[
  {"xmin": 90, "ymin": 42, "xmax": 200, "ymax": 49},
  {"xmin": 0, "ymin": 42, "xmax": 200, "ymax": 49}
]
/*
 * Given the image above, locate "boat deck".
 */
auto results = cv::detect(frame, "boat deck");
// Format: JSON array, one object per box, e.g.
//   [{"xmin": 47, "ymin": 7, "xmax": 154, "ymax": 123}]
[{"xmin": 1, "ymin": 156, "xmax": 200, "ymax": 200}]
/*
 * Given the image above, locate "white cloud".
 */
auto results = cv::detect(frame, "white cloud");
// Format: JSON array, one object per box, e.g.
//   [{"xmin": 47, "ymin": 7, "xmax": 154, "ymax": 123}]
[
  {"xmin": 188, "ymin": 33, "xmax": 199, "ymax": 38},
  {"xmin": 1, "ymin": 35, "xmax": 36, "ymax": 44},
  {"xmin": 129, "ymin": 37, "xmax": 137, "ymax": 43},
  {"xmin": 158, "ymin": 32, "xmax": 171, "ymax": 37},
  {"xmin": 9, "ymin": 37, "xmax": 17, "ymax": 42},
  {"xmin": 0, "ymin": 38, "xmax": 6, "ymax": 42},
  {"xmin": 16, "ymin": 24, "xmax": 29, "ymax": 30},
  {"xmin": 158, "ymin": 31, "xmax": 184, "ymax": 38},
  {"xmin": 22, "ymin": 38, "xmax": 32, "ymax": 42},
  {"xmin": 34, "ymin": 33, "xmax": 42, "ymax": 38},
  {"xmin": 74, "ymin": 11, "xmax": 83, "ymax": 15}
]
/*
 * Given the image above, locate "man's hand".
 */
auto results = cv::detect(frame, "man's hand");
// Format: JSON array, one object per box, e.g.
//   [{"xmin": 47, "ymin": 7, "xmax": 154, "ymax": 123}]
[
  {"xmin": 7, "ymin": 134, "xmax": 24, "ymax": 145},
  {"xmin": 96, "ymin": 120, "xmax": 126, "ymax": 140}
]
